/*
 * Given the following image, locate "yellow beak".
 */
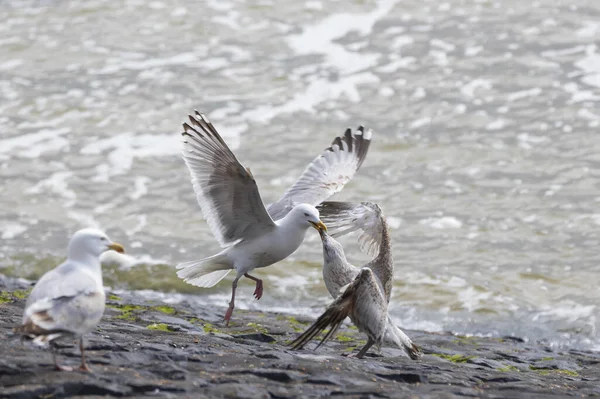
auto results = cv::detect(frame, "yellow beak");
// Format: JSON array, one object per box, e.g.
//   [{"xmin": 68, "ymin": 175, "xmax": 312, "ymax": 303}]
[
  {"xmin": 107, "ymin": 242, "xmax": 125, "ymax": 254},
  {"xmin": 309, "ymin": 220, "xmax": 327, "ymax": 232}
]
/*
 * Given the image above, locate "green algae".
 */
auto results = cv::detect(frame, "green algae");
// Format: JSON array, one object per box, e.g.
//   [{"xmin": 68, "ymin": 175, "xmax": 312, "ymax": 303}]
[
  {"xmin": 203, "ymin": 323, "xmax": 219, "ymax": 333},
  {"xmin": 147, "ymin": 323, "xmax": 175, "ymax": 332},
  {"xmin": 0, "ymin": 292, "xmax": 11, "ymax": 304},
  {"xmin": 0, "ymin": 290, "xmax": 32, "ymax": 304},
  {"xmin": 432, "ymin": 353, "xmax": 474, "ymax": 363},
  {"xmin": 152, "ymin": 305, "xmax": 176, "ymax": 315},
  {"xmin": 498, "ymin": 365, "xmax": 520, "ymax": 372},
  {"xmin": 335, "ymin": 332, "xmax": 355, "ymax": 343},
  {"xmin": 528, "ymin": 365, "xmax": 578, "ymax": 377},
  {"xmin": 108, "ymin": 304, "xmax": 146, "ymax": 321},
  {"xmin": 245, "ymin": 322, "xmax": 268, "ymax": 334}
]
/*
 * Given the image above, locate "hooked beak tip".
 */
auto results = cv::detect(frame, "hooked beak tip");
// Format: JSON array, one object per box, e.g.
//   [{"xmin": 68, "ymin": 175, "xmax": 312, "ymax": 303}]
[
  {"xmin": 310, "ymin": 220, "xmax": 327, "ymax": 233},
  {"xmin": 107, "ymin": 243, "xmax": 125, "ymax": 254}
]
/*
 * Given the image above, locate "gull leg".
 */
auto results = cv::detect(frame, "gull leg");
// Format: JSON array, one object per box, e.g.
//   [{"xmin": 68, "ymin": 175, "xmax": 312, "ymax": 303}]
[
  {"xmin": 244, "ymin": 273, "xmax": 263, "ymax": 300},
  {"xmin": 51, "ymin": 346, "xmax": 72, "ymax": 372},
  {"xmin": 224, "ymin": 276, "xmax": 241, "ymax": 326},
  {"xmin": 353, "ymin": 337, "xmax": 375, "ymax": 359},
  {"xmin": 78, "ymin": 337, "xmax": 92, "ymax": 372}
]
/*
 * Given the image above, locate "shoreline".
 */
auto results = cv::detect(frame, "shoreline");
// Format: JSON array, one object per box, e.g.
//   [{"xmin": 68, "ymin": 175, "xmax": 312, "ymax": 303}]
[{"xmin": 1, "ymin": 275, "xmax": 599, "ymax": 398}]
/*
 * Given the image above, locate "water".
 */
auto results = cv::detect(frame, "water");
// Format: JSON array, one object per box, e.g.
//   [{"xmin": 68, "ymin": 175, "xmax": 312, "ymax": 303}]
[{"xmin": 2, "ymin": 0, "xmax": 600, "ymax": 349}]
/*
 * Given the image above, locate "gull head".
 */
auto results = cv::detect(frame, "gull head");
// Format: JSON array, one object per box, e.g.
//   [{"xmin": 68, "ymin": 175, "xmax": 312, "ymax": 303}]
[
  {"xmin": 67, "ymin": 228, "xmax": 125, "ymax": 260},
  {"xmin": 290, "ymin": 204, "xmax": 327, "ymax": 232}
]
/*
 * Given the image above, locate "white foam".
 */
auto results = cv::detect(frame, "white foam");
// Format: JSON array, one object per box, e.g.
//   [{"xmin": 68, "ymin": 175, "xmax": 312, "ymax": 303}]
[
  {"xmin": 80, "ymin": 133, "xmax": 186, "ymax": 181},
  {"xmin": 486, "ymin": 119, "xmax": 507, "ymax": 130},
  {"xmin": 419, "ymin": 216, "xmax": 463, "ymax": 229},
  {"xmin": 574, "ymin": 46, "xmax": 600, "ymax": 88},
  {"xmin": 0, "ymin": 59, "xmax": 23, "ymax": 71},
  {"xmin": 286, "ymin": 0, "xmax": 397, "ymax": 74},
  {"xmin": 241, "ymin": 73, "xmax": 379, "ymax": 122},
  {"xmin": 130, "ymin": 176, "xmax": 150, "ymax": 200},
  {"xmin": 460, "ymin": 78, "xmax": 492, "ymax": 98},
  {"xmin": 507, "ymin": 87, "xmax": 542, "ymax": 102},
  {"xmin": 26, "ymin": 171, "xmax": 76, "ymax": 207},
  {"xmin": 0, "ymin": 128, "xmax": 70, "ymax": 159},
  {"xmin": 576, "ymin": 21, "xmax": 600, "ymax": 38},
  {"xmin": 431, "ymin": 38, "xmax": 455, "ymax": 52},
  {"xmin": 1, "ymin": 222, "xmax": 27, "ymax": 239},
  {"xmin": 90, "ymin": 52, "xmax": 200, "ymax": 75}
]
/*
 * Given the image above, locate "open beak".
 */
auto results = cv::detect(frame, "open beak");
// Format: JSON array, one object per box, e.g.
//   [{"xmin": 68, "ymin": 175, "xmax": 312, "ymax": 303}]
[
  {"xmin": 107, "ymin": 242, "xmax": 125, "ymax": 254},
  {"xmin": 309, "ymin": 220, "xmax": 327, "ymax": 232}
]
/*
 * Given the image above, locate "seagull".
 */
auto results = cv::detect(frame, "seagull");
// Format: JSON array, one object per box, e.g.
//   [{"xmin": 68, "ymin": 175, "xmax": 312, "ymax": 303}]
[
  {"xmin": 176, "ymin": 111, "xmax": 372, "ymax": 325},
  {"xmin": 14, "ymin": 228, "xmax": 124, "ymax": 372},
  {"xmin": 293, "ymin": 202, "xmax": 421, "ymax": 359},
  {"xmin": 291, "ymin": 265, "xmax": 387, "ymax": 358}
]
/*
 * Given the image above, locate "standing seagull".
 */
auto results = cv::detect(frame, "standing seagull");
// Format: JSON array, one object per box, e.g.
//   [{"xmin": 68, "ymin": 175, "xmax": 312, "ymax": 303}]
[
  {"xmin": 176, "ymin": 112, "xmax": 372, "ymax": 325},
  {"xmin": 293, "ymin": 202, "xmax": 421, "ymax": 359},
  {"xmin": 15, "ymin": 228, "xmax": 124, "ymax": 371}
]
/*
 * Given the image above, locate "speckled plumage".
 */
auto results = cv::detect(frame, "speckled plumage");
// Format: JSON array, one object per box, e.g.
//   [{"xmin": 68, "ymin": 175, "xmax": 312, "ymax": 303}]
[{"xmin": 300, "ymin": 202, "xmax": 422, "ymax": 360}]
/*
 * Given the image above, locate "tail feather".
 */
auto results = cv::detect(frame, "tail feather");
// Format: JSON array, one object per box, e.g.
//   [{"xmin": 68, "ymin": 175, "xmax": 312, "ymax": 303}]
[
  {"xmin": 176, "ymin": 254, "xmax": 232, "ymax": 288},
  {"xmin": 385, "ymin": 318, "xmax": 422, "ymax": 360},
  {"xmin": 291, "ymin": 285, "xmax": 356, "ymax": 351}
]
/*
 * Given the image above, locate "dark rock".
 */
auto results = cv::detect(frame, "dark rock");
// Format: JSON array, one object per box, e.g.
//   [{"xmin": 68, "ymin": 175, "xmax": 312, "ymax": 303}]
[
  {"xmin": 236, "ymin": 332, "xmax": 276, "ymax": 343},
  {"xmin": 375, "ymin": 372, "xmax": 423, "ymax": 383},
  {"xmin": 1, "ymin": 275, "xmax": 600, "ymax": 398}
]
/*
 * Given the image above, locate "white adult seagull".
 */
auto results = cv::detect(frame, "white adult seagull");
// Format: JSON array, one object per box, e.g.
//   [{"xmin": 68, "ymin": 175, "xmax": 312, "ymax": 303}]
[
  {"xmin": 15, "ymin": 228, "xmax": 124, "ymax": 371},
  {"xmin": 176, "ymin": 111, "xmax": 372, "ymax": 325}
]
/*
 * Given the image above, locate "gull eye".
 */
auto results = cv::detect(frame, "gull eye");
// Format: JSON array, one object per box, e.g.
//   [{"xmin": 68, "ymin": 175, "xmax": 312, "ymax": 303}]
[
  {"xmin": 100, "ymin": 237, "xmax": 107, "ymax": 241},
  {"xmin": 304, "ymin": 212, "xmax": 309, "ymax": 217}
]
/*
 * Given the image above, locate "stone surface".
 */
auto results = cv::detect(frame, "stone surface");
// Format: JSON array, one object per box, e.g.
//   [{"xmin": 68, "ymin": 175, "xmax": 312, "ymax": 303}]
[{"xmin": 1, "ymin": 276, "xmax": 599, "ymax": 398}]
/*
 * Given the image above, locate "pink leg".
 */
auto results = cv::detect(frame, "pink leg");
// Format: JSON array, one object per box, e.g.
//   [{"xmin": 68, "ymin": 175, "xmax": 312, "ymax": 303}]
[
  {"xmin": 224, "ymin": 277, "xmax": 240, "ymax": 326},
  {"xmin": 52, "ymin": 351, "xmax": 73, "ymax": 372},
  {"xmin": 78, "ymin": 338, "xmax": 92, "ymax": 372},
  {"xmin": 244, "ymin": 273, "xmax": 263, "ymax": 300}
]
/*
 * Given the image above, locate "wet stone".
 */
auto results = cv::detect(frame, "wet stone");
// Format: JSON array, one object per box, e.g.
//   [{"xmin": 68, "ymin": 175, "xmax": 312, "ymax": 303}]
[{"xmin": 1, "ymin": 276, "xmax": 599, "ymax": 398}]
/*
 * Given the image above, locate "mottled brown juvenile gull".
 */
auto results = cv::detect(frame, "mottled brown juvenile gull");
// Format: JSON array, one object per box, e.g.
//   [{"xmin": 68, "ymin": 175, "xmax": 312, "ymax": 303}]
[
  {"xmin": 291, "ymin": 264, "xmax": 388, "ymax": 358},
  {"xmin": 293, "ymin": 202, "xmax": 421, "ymax": 359},
  {"xmin": 15, "ymin": 228, "xmax": 125, "ymax": 372},
  {"xmin": 176, "ymin": 111, "xmax": 372, "ymax": 325}
]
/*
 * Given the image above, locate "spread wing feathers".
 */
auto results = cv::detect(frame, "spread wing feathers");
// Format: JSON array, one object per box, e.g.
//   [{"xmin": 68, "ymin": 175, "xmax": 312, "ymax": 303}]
[
  {"xmin": 290, "ymin": 268, "xmax": 387, "ymax": 351},
  {"xmin": 181, "ymin": 111, "xmax": 276, "ymax": 247},
  {"xmin": 268, "ymin": 126, "xmax": 372, "ymax": 220},
  {"xmin": 317, "ymin": 201, "xmax": 385, "ymax": 256},
  {"xmin": 17, "ymin": 292, "xmax": 105, "ymax": 345}
]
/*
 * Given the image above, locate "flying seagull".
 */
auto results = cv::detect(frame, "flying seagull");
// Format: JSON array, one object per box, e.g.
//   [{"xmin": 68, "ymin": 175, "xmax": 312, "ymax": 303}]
[
  {"xmin": 15, "ymin": 228, "xmax": 124, "ymax": 371},
  {"xmin": 292, "ymin": 202, "xmax": 421, "ymax": 359},
  {"xmin": 176, "ymin": 111, "xmax": 371, "ymax": 325}
]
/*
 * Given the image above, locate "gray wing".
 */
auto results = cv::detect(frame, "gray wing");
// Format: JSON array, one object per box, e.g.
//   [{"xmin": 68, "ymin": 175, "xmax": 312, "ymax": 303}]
[
  {"xmin": 267, "ymin": 126, "xmax": 372, "ymax": 220},
  {"xmin": 317, "ymin": 201, "xmax": 385, "ymax": 256},
  {"xmin": 26, "ymin": 261, "xmax": 97, "ymax": 308},
  {"xmin": 22, "ymin": 263, "xmax": 105, "ymax": 337},
  {"xmin": 181, "ymin": 111, "xmax": 276, "ymax": 247},
  {"xmin": 22, "ymin": 292, "xmax": 105, "ymax": 337},
  {"xmin": 351, "ymin": 268, "xmax": 388, "ymax": 345}
]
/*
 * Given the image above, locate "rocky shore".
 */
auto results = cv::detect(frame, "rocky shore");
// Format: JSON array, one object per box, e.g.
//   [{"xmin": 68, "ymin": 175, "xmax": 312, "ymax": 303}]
[{"xmin": 1, "ymin": 275, "xmax": 599, "ymax": 398}]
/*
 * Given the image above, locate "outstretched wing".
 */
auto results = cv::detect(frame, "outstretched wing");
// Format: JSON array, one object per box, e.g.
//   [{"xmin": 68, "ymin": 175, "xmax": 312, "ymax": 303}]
[
  {"xmin": 267, "ymin": 126, "xmax": 372, "ymax": 220},
  {"xmin": 181, "ymin": 111, "xmax": 276, "ymax": 247},
  {"xmin": 317, "ymin": 201, "xmax": 385, "ymax": 256}
]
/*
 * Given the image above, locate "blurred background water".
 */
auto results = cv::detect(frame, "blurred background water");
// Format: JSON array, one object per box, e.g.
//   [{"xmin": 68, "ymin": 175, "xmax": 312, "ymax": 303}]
[{"xmin": 1, "ymin": 0, "xmax": 600, "ymax": 349}]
